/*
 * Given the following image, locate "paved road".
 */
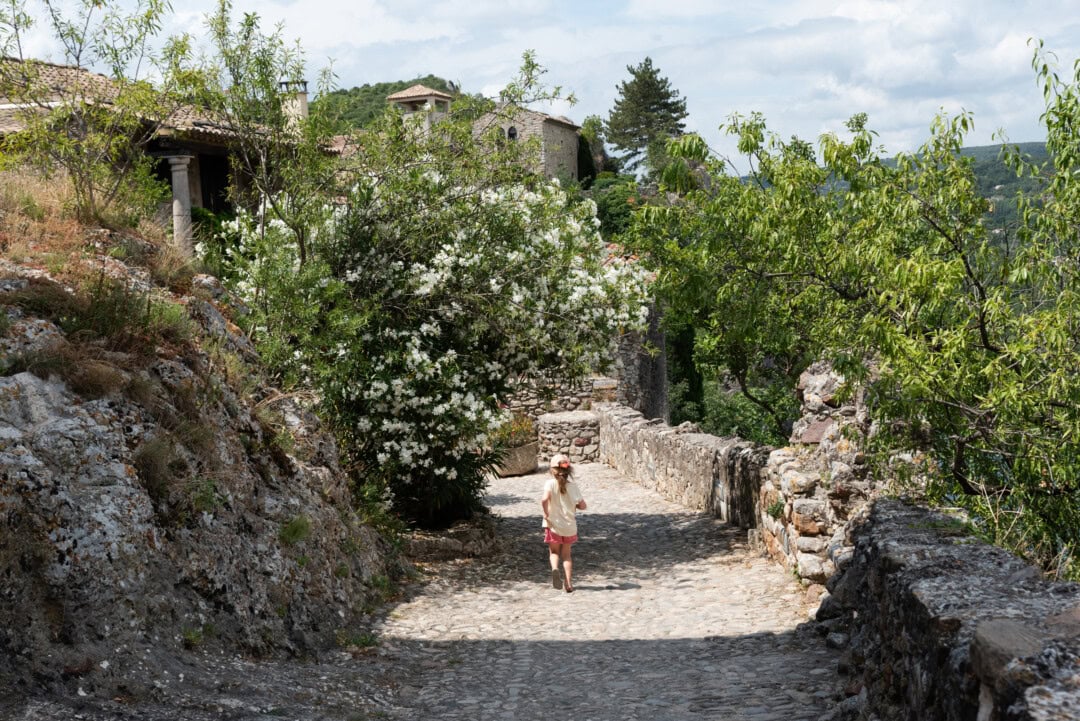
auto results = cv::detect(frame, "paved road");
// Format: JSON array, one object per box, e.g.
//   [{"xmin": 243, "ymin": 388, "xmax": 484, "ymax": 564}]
[{"xmin": 376, "ymin": 463, "xmax": 842, "ymax": 720}]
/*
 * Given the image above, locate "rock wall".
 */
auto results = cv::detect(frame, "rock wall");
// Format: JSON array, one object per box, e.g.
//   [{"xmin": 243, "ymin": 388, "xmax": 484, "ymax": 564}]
[
  {"xmin": 756, "ymin": 361, "xmax": 882, "ymax": 584},
  {"xmin": 505, "ymin": 376, "xmax": 599, "ymax": 421},
  {"xmin": 613, "ymin": 307, "xmax": 667, "ymax": 422},
  {"xmin": 537, "ymin": 410, "xmax": 600, "ymax": 464},
  {"xmin": 595, "ymin": 403, "xmax": 767, "ymax": 528},
  {"xmin": 820, "ymin": 499, "xmax": 1080, "ymax": 721},
  {"xmin": 0, "ymin": 269, "xmax": 398, "ymax": 698}
]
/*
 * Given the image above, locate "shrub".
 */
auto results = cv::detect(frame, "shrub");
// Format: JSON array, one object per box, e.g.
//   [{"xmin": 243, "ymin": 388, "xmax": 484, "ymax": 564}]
[
  {"xmin": 490, "ymin": 412, "xmax": 536, "ymax": 449},
  {"xmin": 279, "ymin": 515, "xmax": 312, "ymax": 545}
]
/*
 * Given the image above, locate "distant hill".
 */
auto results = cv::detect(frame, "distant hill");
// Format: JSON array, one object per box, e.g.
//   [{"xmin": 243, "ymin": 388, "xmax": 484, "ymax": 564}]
[
  {"xmin": 961, "ymin": 141, "xmax": 1048, "ymax": 231},
  {"xmin": 314, "ymin": 75, "xmax": 457, "ymax": 131}
]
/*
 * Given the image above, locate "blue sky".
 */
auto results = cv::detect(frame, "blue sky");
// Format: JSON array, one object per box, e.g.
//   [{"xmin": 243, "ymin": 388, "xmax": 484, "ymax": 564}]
[{"xmin": 24, "ymin": 0, "xmax": 1080, "ymax": 164}]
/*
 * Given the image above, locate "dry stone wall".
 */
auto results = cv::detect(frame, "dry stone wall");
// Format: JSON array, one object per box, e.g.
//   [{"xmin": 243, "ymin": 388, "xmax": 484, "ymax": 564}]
[
  {"xmin": 756, "ymin": 361, "xmax": 882, "ymax": 585},
  {"xmin": 537, "ymin": 410, "xmax": 600, "ymax": 464},
  {"xmin": 820, "ymin": 499, "xmax": 1080, "ymax": 721},
  {"xmin": 594, "ymin": 403, "xmax": 767, "ymax": 528}
]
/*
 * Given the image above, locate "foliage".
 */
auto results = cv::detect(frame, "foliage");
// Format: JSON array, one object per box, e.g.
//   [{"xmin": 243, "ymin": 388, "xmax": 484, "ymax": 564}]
[
  {"xmin": 630, "ymin": 46, "xmax": 1080, "ymax": 579},
  {"xmin": 700, "ymin": 378, "xmax": 797, "ymax": 447},
  {"xmin": 490, "ymin": 412, "xmax": 536, "ymax": 449},
  {"xmin": 589, "ymin": 173, "xmax": 640, "ymax": 240},
  {"xmin": 580, "ymin": 114, "xmax": 620, "ymax": 177},
  {"xmin": 201, "ymin": 0, "xmax": 340, "ymax": 267},
  {"xmin": 605, "ymin": 57, "xmax": 688, "ymax": 175},
  {"xmin": 314, "ymin": 75, "xmax": 457, "ymax": 131},
  {"xmin": 204, "ymin": 50, "xmax": 650, "ymax": 527},
  {"xmin": 5, "ymin": 274, "xmax": 192, "ymax": 355},
  {"xmin": 279, "ymin": 515, "xmax": 312, "ymax": 545},
  {"xmin": 0, "ymin": 0, "xmax": 197, "ymax": 225}
]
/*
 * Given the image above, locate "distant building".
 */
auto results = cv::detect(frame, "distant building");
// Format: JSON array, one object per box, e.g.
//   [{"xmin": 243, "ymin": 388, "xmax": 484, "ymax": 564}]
[
  {"xmin": 480, "ymin": 106, "xmax": 580, "ymax": 181},
  {"xmin": 385, "ymin": 84, "xmax": 580, "ymax": 181},
  {"xmin": 385, "ymin": 84, "xmax": 453, "ymax": 133}
]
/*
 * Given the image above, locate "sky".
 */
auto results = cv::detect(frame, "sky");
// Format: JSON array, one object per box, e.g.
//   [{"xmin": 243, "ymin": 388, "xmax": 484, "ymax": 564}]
[{"xmin": 21, "ymin": 0, "xmax": 1080, "ymax": 165}]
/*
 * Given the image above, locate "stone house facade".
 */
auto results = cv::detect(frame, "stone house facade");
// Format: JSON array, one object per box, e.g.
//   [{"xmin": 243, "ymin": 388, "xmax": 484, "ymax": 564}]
[
  {"xmin": 480, "ymin": 106, "xmax": 580, "ymax": 181},
  {"xmin": 385, "ymin": 85, "xmax": 580, "ymax": 181}
]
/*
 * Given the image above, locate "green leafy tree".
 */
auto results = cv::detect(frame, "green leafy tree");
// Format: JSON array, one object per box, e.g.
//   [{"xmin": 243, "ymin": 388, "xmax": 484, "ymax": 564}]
[
  {"xmin": 632, "ymin": 45, "xmax": 1080, "ymax": 579},
  {"xmin": 201, "ymin": 0, "xmax": 340, "ymax": 267},
  {"xmin": 605, "ymin": 57, "xmax": 688, "ymax": 175},
  {"xmin": 0, "ymin": 0, "xmax": 196, "ymax": 224}
]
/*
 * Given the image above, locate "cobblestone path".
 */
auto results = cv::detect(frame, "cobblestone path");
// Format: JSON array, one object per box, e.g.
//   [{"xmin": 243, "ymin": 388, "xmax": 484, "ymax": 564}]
[
  {"xmin": 375, "ymin": 463, "xmax": 842, "ymax": 720},
  {"xmin": 10, "ymin": 463, "xmax": 842, "ymax": 721}
]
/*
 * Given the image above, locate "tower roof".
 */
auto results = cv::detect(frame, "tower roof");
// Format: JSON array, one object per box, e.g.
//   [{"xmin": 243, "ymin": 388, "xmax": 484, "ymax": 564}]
[{"xmin": 386, "ymin": 84, "xmax": 453, "ymax": 102}]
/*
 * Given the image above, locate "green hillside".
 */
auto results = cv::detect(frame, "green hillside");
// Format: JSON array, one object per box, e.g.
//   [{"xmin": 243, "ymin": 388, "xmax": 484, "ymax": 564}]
[
  {"xmin": 961, "ymin": 141, "xmax": 1048, "ymax": 231},
  {"xmin": 314, "ymin": 75, "xmax": 457, "ymax": 131}
]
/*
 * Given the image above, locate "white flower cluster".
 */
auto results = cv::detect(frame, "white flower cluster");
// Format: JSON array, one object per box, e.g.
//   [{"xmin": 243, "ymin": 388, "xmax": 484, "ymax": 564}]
[{"xmin": 205, "ymin": 178, "xmax": 650, "ymax": 480}]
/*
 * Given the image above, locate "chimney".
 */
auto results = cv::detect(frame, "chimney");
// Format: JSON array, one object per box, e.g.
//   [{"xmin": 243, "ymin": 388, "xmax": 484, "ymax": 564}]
[{"xmin": 280, "ymin": 79, "xmax": 308, "ymax": 125}]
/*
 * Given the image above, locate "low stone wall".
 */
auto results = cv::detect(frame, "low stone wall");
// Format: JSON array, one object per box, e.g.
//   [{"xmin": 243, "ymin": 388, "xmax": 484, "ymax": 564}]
[
  {"xmin": 537, "ymin": 411, "xmax": 600, "ymax": 464},
  {"xmin": 594, "ymin": 403, "xmax": 767, "ymax": 528},
  {"xmin": 820, "ymin": 499, "xmax": 1080, "ymax": 721},
  {"xmin": 506, "ymin": 376, "xmax": 619, "ymax": 422}
]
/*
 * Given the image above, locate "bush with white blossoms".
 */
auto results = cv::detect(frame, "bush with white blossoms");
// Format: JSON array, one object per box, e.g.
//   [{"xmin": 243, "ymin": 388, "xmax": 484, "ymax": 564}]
[{"xmin": 211, "ymin": 107, "xmax": 649, "ymax": 526}]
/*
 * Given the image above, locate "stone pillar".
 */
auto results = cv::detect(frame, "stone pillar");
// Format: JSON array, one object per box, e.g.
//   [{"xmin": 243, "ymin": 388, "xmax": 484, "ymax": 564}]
[{"xmin": 168, "ymin": 155, "xmax": 194, "ymax": 255}]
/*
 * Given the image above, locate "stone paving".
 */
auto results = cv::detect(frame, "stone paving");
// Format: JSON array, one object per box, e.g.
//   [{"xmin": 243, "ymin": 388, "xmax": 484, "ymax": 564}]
[
  {"xmin": 7, "ymin": 462, "xmax": 842, "ymax": 721},
  {"xmin": 375, "ymin": 463, "xmax": 842, "ymax": 720}
]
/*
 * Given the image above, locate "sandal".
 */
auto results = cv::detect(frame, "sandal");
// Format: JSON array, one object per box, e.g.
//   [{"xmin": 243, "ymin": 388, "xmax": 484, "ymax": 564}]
[{"xmin": 551, "ymin": 568, "xmax": 563, "ymax": 590}]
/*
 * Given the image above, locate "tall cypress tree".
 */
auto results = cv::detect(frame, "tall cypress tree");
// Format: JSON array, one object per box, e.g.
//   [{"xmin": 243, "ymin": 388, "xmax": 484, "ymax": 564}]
[{"xmin": 605, "ymin": 57, "xmax": 688, "ymax": 173}]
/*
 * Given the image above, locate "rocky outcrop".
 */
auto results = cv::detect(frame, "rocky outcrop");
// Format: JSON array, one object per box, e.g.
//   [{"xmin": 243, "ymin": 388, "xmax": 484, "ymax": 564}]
[
  {"xmin": 0, "ymin": 268, "xmax": 398, "ymax": 699},
  {"xmin": 757, "ymin": 361, "xmax": 880, "ymax": 584},
  {"xmin": 820, "ymin": 500, "xmax": 1080, "ymax": 721}
]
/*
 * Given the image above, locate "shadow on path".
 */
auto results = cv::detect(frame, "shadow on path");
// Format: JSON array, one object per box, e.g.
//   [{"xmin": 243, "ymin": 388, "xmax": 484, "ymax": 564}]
[{"xmin": 4, "ymin": 630, "xmax": 841, "ymax": 721}]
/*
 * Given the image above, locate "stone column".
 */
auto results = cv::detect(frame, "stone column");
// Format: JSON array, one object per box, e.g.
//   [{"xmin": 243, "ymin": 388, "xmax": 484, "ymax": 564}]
[{"xmin": 168, "ymin": 155, "xmax": 194, "ymax": 255}]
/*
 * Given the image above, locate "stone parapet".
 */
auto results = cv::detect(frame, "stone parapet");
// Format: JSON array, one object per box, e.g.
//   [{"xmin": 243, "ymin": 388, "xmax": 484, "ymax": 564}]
[
  {"xmin": 594, "ymin": 403, "xmax": 767, "ymax": 527},
  {"xmin": 537, "ymin": 410, "xmax": 600, "ymax": 464},
  {"xmin": 821, "ymin": 499, "xmax": 1080, "ymax": 721}
]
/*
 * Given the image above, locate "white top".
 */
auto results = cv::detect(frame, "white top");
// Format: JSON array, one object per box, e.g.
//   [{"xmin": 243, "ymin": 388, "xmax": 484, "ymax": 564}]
[{"xmin": 542, "ymin": 477, "xmax": 584, "ymax": 537}]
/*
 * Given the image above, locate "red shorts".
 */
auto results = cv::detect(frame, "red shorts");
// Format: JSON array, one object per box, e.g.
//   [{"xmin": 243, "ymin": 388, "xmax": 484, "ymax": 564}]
[{"xmin": 544, "ymin": 528, "xmax": 578, "ymax": 544}]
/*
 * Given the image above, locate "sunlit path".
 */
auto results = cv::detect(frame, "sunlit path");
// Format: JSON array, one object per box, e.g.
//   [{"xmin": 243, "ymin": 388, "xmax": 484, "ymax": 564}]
[{"xmin": 375, "ymin": 463, "xmax": 841, "ymax": 720}]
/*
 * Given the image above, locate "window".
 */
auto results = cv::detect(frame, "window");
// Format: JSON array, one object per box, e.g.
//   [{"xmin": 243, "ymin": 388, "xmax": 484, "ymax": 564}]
[{"xmin": 507, "ymin": 126, "xmax": 518, "ymax": 141}]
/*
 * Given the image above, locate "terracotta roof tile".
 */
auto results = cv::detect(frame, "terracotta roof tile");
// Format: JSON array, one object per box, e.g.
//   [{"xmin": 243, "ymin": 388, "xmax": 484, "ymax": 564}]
[{"xmin": 386, "ymin": 84, "xmax": 453, "ymax": 102}]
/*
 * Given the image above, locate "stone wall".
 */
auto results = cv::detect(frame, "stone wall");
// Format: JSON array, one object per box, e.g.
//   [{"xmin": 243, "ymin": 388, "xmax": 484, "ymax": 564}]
[
  {"xmin": 594, "ymin": 403, "xmax": 767, "ymax": 528},
  {"xmin": 537, "ymin": 410, "xmax": 600, "ymax": 464},
  {"xmin": 540, "ymin": 119, "xmax": 579, "ymax": 180},
  {"xmin": 505, "ymin": 376, "xmax": 602, "ymax": 422},
  {"xmin": 613, "ymin": 306, "xmax": 668, "ymax": 422},
  {"xmin": 756, "ymin": 361, "xmax": 882, "ymax": 585},
  {"xmin": 820, "ymin": 499, "xmax": 1080, "ymax": 721}
]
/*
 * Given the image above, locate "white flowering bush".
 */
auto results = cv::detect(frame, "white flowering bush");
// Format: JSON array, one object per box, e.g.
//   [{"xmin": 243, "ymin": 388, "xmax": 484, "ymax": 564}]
[{"xmin": 212, "ymin": 107, "xmax": 649, "ymax": 526}]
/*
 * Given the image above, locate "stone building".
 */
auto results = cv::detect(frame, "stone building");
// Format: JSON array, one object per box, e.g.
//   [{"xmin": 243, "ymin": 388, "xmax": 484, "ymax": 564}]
[
  {"xmin": 384, "ymin": 84, "xmax": 580, "ymax": 181},
  {"xmin": 478, "ymin": 105, "xmax": 580, "ymax": 181},
  {"xmin": 0, "ymin": 59, "xmax": 315, "ymax": 253},
  {"xmin": 386, "ymin": 83, "xmax": 452, "ymax": 134}
]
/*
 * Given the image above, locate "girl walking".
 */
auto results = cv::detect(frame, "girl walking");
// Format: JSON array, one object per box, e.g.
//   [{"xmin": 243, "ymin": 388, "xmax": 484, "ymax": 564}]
[{"xmin": 541, "ymin": 454, "xmax": 587, "ymax": 593}]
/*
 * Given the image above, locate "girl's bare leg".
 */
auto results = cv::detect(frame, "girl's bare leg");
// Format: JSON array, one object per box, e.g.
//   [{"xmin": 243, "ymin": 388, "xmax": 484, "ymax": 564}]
[
  {"xmin": 548, "ymin": 542, "xmax": 564, "ymax": 588},
  {"xmin": 560, "ymin": 544, "xmax": 574, "ymax": 590},
  {"xmin": 547, "ymin": 542, "xmax": 562, "ymax": 572}
]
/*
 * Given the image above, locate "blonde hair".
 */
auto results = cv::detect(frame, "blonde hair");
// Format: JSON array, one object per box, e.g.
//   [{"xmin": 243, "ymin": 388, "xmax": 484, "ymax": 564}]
[{"xmin": 552, "ymin": 466, "xmax": 572, "ymax": 494}]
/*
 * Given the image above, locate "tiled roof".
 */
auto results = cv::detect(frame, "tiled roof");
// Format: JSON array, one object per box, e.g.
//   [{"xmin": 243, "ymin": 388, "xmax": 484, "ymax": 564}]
[
  {"xmin": 0, "ymin": 58, "xmax": 237, "ymax": 144},
  {"xmin": 386, "ymin": 84, "xmax": 454, "ymax": 102},
  {"xmin": 0, "ymin": 58, "xmax": 119, "ymax": 103}
]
